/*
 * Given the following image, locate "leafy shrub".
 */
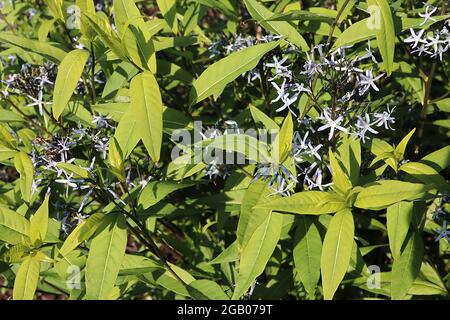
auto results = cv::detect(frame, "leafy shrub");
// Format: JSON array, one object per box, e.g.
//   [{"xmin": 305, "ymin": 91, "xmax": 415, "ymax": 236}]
[{"xmin": 0, "ymin": 0, "xmax": 449, "ymax": 300}]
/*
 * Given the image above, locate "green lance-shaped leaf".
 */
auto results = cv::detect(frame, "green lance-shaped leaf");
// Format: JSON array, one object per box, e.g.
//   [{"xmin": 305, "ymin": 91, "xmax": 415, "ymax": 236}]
[
  {"xmin": 108, "ymin": 137, "xmax": 125, "ymax": 182},
  {"xmin": 44, "ymin": 0, "xmax": 64, "ymax": 21},
  {"xmin": 52, "ymin": 49, "xmax": 90, "ymax": 119},
  {"xmin": 386, "ymin": 201, "xmax": 413, "ymax": 260},
  {"xmin": 354, "ymin": 180, "xmax": 430, "ymax": 210},
  {"xmin": 119, "ymin": 254, "xmax": 161, "ymax": 276},
  {"xmin": 122, "ymin": 24, "xmax": 157, "ymax": 73},
  {"xmin": 293, "ymin": 216, "xmax": 322, "ymax": 299},
  {"xmin": 76, "ymin": 0, "xmax": 95, "ymax": 15},
  {"xmin": 76, "ymin": 0, "xmax": 95, "ymax": 37},
  {"xmin": 113, "ymin": 0, "xmax": 142, "ymax": 37},
  {"xmin": 337, "ymin": 0, "xmax": 357, "ymax": 22},
  {"xmin": 203, "ymin": 133, "xmax": 270, "ymax": 163},
  {"xmin": 130, "ymin": 71, "xmax": 163, "ymax": 162},
  {"xmin": 14, "ymin": 151, "xmax": 34, "ymax": 203},
  {"xmin": 419, "ymin": 145, "xmax": 450, "ymax": 172},
  {"xmin": 114, "ymin": 0, "xmax": 157, "ymax": 73},
  {"xmin": 328, "ymin": 148, "xmax": 352, "ymax": 195},
  {"xmin": 156, "ymin": 0, "xmax": 178, "ymax": 34},
  {"xmin": 196, "ymin": 0, "xmax": 237, "ymax": 21},
  {"xmin": 29, "ymin": 195, "xmax": 49, "ymax": 247},
  {"xmin": 59, "ymin": 212, "xmax": 105, "ymax": 258},
  {"xmin": 270, "ymin": 113, "xmax": 293, "ymax": 164},
  {"xmin": 366, "ymin": 0, "xmax": 395, "ymax": 75},
  {"xmin": 85, "ymin": 213, "xmax": 127, "ymax": 300},
  {"xmin": 0, "ymin": 109, "xmax": 25, "ymax": 123},
  {"xmin": 249, "ymin": 105, "xmax": 279, "ymax": 130},
  {"xmin": 138, "ymin": 180, "xmax": 198, "ymax": 209},
  {"xmin": 399, "ymin": 162, "xmax": 450, "ymax": 192},
  {"xmin": 237, "ymin": 181, "xmax": 272, "ymax": 249},
  {"xmin": 321, "ymin": 209, "xmax": 354, "ymax": 300},
  {"xmin": 182, "ymin": 3, "xmax": 201, "ymax": 35},
  {"xmin": 0, "ymin": 207, "xmax": 30, "ymax": 245},
  {"xmin": 336, "ymin": 135, "xmax": 361, "ymax": 185},
  {"xmin": 13, "ymin": 253, "xmax": 41, "ymax": 300},
  {"xmin": 332, "ymin": 19, "xmax": 372, "ymax": 49},
  {"xmin": 55, "ymin": 162, "xmax": 89, "ymax": 179},
  {"xmin": 187, "ymin": 280, "xmax": 229, "ymax": 300},
  {"xmin": 394, "ymin": 128, "xmax": 416, "ymax": 161},
  {"xmin": 113, "ymin": 103, "xmax": 141, "ymax": 158},
  {"xmin": 391, "ymin": 232, "xmax": 424, "ymax": 299},
  {"xmin": 209, "ymin": 241, "xmax": 239, "ymax": 265},
  {"xmin": 0, "ymin": 32, "xmax": 67, "ymax": 63},
  {"xmin": 231, "ymin": 211, "xmax": 283, "ymax": 300},
  {"xmin": 254, "ymin": 191, "xmax": 347, "ymax": 215},
  {"xmin": 0, "ymin": 142, "xmax": 17, "ymax": 161},
  {"xmin": 82, "ymin": 13, "xmax": 126, "ymax": 60},
  {"xmin": 243, "ymin": 0, "xmax": 308, "ymax": 51},
  {"xmin": 102, "ymin": 61, "xmax": 139, "ymax": 99},
  {"xmin": 332, "ymin": 14, "xmax": 449, "ymax": 50},
  {"xmin": 189, "ymin": 40, "xmax": 280, "ymax": 107},
  {"xmin": 1, "ymin": 243, "xmax": 31, "ymax": 264},
  {"xmin": 435, "ymin": 98, "xmax": 450, "ymax": 112}
]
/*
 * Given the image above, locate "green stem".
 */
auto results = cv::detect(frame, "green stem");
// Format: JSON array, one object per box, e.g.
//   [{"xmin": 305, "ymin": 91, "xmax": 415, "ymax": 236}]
[
  {"xmin": 417, "ymin": 1, "xmax": 447, "ymax": 143},
  {"xmin": 326, "ymin": 0, "xmax": 351, "ymax": 50},
  {"xmin": 93, "ymin": 188, "xmax": 187, "ymax": 286},
  {"xmin": 90, "ymin": 42, "xmax": 97, "ymax": 106}
]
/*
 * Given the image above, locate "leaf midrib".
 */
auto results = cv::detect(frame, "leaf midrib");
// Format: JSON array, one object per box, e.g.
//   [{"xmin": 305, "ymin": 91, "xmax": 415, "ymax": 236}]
[
  {"xmin": 193, "ymin": 44, "xmax": 274, "ymax": 102},
  {"xmin": 97, "ymin": 217, "xmax": 120, "ymax": 298}
]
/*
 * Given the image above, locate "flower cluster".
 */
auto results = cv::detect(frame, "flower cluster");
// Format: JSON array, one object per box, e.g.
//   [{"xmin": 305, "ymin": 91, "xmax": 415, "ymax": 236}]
[
  {"xmin": 433, "ymin": 195, "xmax": 450, "ymax": 243},
  {"xmin": 259, "ymin": 43, "xmax": 393, "ymax": 193},
  {"xmin": 199, "ymin": 121, "xmax": 242, "ymax": 180},
  {"xmin": 1, "ymin": 63, "xmax": 56, "ymax": 115},
  {"xmin": 251, "ymin": 163, "xmax": 297, "ymax": 196},
  {"xmin": 291, "ymin": 131, "xmax": 331, "ymax": 190},
  {"xmin": 404, "ymin": 5, "xmax": 450, "ymax": 61},
  {"xmin": 27, "ymin": 111, "xmax": 123, "ymax": 235}
]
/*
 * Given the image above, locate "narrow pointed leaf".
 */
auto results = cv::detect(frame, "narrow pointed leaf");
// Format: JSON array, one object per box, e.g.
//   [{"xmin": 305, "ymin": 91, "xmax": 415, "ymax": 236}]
[
  {"xmin": 232, "ymin": 211, "xmax": 283, "ymax": 299},
  {"xmin": 321, "ymin": 209, "xmax": 354, "ymax": 300},
  {"xmin": 0, "ymin": 32, "xmax": 67, "ymax": 62},
  {"xmin": 52, "ymin": 49, "xmax": 90, "ymax": 119},
  {"xmin": 271, "ymin": 113, "xmax": 293, "ymax": 164},
  {"xmin": 237, "ymin": 181, "xmax": 272, "ymax": 248},
  {"xmin": 59, "ymin": 212, "xmax": 105, "ymax": 258},
  {"xmin": 329, "ymin": 148, "xmax": 352, "ymax": 194},
  {"xmin": 0, "ymin": 207, "xmax": 30, "ymax": 245},
  {"xmin": 113, "ymin": 0, "xmax": 142, "ymax": 37},
  {"xmin": 386, "ymin": 201, "xmax": 413, "ymax": 259},
  {"xmin": 399, "ymin": 162, "xmax": 450, "ymax": 192},
  {"xmin": 131, "ymin": 71, "xmax": 163, "ymax": 162},
  {"xmin": 391, "ymin": 232, "xmax": 424, "ymax": 299},
  {"xmin": 367, "ymin": 0, "xmax": 395, "ymax": 75},
  {"xmin": 29, "ymin": 195, "xmax": 49, "ymax": 246},
  {"xmin": 85, "ymin": 213, "xmax": 127, "ymax": 300},
  {"xmin": 243, "ymin": 0, "xmax": 308, "ymax": 51},
  {"xmin": 189, "ymin": 41, "xmax": 280, "ymax": 106},
  {"xmin": 254, "ymin": 191, "xmax": 346, "ymax": 215},
  {"xmin": 156, "ymin": 0, "xmax": 178, "ymax": 33},
  {"xmin": 293, "ymin": 216, "xmax": 322, "ymax": 298},
  {"xmin": 187, "ymin": 280, "xmax": 229, "ymax": 300},
  {"xmin": 14, "ymin": 152, "xmax": 34, "ymax": 203},
  {"xmin": 13, "ymin": 253, "xmax": 41, "ymax": 300},
  {"xmin": 354, "ymin": 180, "xmax": 430, "ymax": 210}
]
